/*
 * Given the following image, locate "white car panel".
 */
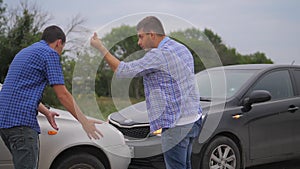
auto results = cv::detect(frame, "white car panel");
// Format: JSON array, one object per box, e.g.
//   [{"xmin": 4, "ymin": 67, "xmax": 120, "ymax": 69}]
[{"xmin": 0, "ymin": 83, "xmax": 132, "ymax": 169}]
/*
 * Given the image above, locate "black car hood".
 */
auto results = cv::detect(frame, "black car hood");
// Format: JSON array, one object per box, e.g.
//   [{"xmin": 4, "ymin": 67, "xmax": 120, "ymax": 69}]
[
  {"xmin": 108, "ymin": 101, "xmax": 213, "ymax": 127},
  {"xmin": 109, "ymin": 101, "xmax": 149, "ymax": 127}
]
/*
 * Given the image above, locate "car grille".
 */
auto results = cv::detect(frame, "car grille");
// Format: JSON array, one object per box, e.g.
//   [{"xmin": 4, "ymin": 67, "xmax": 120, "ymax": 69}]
[{"xmin": 109, "ymin": 121, "xmax": 150, "ymax": 138}]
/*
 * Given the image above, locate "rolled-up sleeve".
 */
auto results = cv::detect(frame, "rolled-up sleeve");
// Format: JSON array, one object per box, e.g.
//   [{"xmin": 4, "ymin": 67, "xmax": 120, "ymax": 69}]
[{"xmin": 116, "ymin": 49, "xmax": 164, "ymax": 78}]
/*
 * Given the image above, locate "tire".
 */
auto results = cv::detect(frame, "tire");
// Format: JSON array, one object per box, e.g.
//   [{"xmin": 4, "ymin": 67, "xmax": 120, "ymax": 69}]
[
  {"xmin": 201, "ymin": 136, "xmax": 241, "ymax": 169},
  {"xmin": 53, "ymin": 153, "xmax": 106, "ymax": 169}
]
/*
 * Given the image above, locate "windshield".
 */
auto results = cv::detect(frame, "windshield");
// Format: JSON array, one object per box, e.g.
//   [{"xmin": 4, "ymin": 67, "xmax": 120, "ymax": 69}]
[{"xmin": 196, "ymin": 69, "xmax": 257, "ymax": 99}]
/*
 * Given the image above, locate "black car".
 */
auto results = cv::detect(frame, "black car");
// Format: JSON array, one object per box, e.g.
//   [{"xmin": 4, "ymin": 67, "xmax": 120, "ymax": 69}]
[{"xmin": 108, "ymin": 64, "xmax": 300, "ymax": 169}]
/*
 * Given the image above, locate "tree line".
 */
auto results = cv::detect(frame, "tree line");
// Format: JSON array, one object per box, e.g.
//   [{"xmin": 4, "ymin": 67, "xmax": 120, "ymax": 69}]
[{"xmin": 0, "ymin": 0, "xmax": 273, "ymax": 108}]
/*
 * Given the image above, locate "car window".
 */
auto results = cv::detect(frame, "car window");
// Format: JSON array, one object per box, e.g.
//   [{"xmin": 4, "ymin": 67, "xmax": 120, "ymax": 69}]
[
  {"xmin": 292, "ymin": 69, "xmax": 300, "ymax": 95},
  {"xmin": 252, "ymin": 70, "xmax": 294, "ymax": 100},
  {"xmin": 197, "ymin": 69, "xmax": 256, "ymax": 98}
]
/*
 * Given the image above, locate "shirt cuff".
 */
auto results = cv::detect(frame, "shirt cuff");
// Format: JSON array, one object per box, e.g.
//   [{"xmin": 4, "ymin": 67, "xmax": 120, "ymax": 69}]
[{"xmin": 115, "ymin": 61, "xmax": 125, "ymax": 78}]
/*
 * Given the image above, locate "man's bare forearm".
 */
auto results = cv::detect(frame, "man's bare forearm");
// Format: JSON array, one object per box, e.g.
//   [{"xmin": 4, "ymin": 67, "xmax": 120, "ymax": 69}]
[
  {"xmin": 91, "ymin": 32, "xmax": 120, "ymax": 72},
  {"xmin": 38, "ymin": 103, "xmax": 50, "ymax": 116}
]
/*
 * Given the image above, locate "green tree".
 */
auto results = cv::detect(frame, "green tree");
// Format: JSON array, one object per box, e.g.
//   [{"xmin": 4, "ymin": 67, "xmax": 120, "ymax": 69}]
[
  {"xmin": 203, "ymin": 28, "xmax": 273, "ymax": 65},
  {"xmin": 96, "ymin": 26, "xmax": 274, "ymax": 100},
  {"xmin": 0, "ymin": 1, "xmax": 90, "ymax": 108},
  {"xmin": 0, "ymin": 0, "xmax": 6, "ymax": 34},
  {"xmin": 0, "ymin": 1, "xmax": 48, "ymax": 83},
  {"xmin": 240, "ymin": 52, "xmax": 273, "ymax": 64},
  {"xmin": 0, "ymin": 0, "xmax": 7, "ymax": 83},
  {"xmin": 96, "ymin": 25, "xmax": 145, "ymax": 99},
  {"xmin": 169, "ymin": 28, "xmax": 214, "ymax": 73}
]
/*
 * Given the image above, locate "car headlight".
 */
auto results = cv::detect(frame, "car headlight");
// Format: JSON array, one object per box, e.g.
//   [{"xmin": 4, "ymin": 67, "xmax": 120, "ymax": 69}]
[
  {"xmin": 150, "ymin": 128, "xmax": 162, "ymax": 137},
  {"xmin": 202, "ymin": 114, "xmax": 207, "ymax": 120},
  {"xmin": 149, "ymin": 114, "xmax": 207, "ymax": 137}
]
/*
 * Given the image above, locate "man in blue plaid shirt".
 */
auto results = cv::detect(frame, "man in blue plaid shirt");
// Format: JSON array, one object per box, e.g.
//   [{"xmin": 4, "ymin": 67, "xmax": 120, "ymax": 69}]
[
  {"xmin": 0, "ymin": 25, "xmax": 103, "ymax": 169},
  {"xmin": 91, "ymin": 16, "xmax": 202, "ymax": 169}
]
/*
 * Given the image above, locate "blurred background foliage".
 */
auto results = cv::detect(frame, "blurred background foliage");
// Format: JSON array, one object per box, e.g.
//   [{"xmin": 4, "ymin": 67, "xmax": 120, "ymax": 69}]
[{"xmin": 0, "ymin": 0, "xmax": 273, "ymax": 118}]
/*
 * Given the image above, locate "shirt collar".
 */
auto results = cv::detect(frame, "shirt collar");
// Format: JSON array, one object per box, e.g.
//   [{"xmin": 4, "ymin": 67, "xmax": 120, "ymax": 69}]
[
  {"xmin": 40, "ymin": 40, "xmax": 58, "ymax": 53},
  {"xmin": 40, "ymin": 40, "xmax": 48, "ymax": 45},
  {"xmin": 158, "ymin": 37, "xmax": 170, "ymax": 48}
]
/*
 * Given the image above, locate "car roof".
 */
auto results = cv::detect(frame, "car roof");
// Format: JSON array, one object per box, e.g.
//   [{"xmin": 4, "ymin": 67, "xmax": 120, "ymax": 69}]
[{"xmin": 206, "ymin": 64, "xmax": 300, "ymax": 71}]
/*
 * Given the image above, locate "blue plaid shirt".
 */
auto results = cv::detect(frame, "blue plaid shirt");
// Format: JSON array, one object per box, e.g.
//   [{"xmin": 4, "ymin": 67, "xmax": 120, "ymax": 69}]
[
  {"xmin": 116, "ymin": 37, "xmax": 202, "ymax": 132},
  {"xmin": 0, "ymin": 40, "xmax": 65, "ymax": 133}
]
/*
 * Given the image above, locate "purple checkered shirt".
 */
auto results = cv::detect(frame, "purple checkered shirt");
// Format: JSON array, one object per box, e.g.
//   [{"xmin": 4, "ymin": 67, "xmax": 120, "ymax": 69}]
[{"xmin": 116, "ymin": 37, "xmax": 202, "ymax": 132}]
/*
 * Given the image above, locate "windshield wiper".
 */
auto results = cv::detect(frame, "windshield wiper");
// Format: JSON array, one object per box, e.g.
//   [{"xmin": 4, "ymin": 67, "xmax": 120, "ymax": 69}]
[{"xmin": 200, "ymin": 97, "xmax": 211, "ymax": 102}]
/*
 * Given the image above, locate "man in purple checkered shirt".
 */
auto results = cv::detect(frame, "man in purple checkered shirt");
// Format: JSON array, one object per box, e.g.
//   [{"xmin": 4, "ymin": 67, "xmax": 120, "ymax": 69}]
[
  {"xmin": 0, "ymin": 25, "xmax": 103, "ymax": 169},
  {"xmin": 91, "ymin": 16, "xmax": 202, "ymax": 169}
]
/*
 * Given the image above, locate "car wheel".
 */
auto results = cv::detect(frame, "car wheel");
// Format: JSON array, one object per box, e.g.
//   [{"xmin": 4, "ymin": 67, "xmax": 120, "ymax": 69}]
[
  {"xmin": 53, "ymin": 153, "xmax": 105, "ymax": 169},
  {"xmin": 201, "ymin": 136, "xmax": 241, "ymax": 169}
]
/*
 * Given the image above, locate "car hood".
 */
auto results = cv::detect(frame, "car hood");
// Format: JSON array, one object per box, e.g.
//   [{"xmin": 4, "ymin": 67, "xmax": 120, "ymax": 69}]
[
  {"xmin": 39, "ymin": 107, "xmax": 130, "ymax": 148},
  {"xmin": 40, "ymin": 107, "xmax": 103, "ymax": 124},
  {"xmin": 109, "ymin": 102, "xmax": 149, "ymax": 127},
  {"xmin": 108, "ymin": 101, "xmax": 213, "ymax": 127},
  {"xmin": 42, "ymin": 107, "xmax": 78, "ymax": 121}
]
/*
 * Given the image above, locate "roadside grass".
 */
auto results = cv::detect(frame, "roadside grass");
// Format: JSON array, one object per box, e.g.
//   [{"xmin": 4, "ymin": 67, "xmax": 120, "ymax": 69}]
[
  {"xmin": 89, "ymin": 96, "xmax": 144, "ymax": 120},
  {"xmin": 97, "ymin": 96, "xmax": 145, "ymax": 119},
  {"xmin": 51, "ymin": 96, "xmax": 144, "ymax": 120}
]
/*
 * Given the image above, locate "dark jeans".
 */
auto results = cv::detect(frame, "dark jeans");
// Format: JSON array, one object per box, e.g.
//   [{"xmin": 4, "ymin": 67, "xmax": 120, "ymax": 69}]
[
  {"xmin": 162, "ymin": 119, "xmax": 202, "ymax": 169},
  {"xmin": 0, "ymin": 126, "xmax": 39, "ymax": 169}
]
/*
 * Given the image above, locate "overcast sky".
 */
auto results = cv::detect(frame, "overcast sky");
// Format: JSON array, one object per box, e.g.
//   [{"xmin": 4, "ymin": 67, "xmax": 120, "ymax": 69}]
[{"xmin": 4, "ymin": 0, "xmax": 300, "ymax": 64}]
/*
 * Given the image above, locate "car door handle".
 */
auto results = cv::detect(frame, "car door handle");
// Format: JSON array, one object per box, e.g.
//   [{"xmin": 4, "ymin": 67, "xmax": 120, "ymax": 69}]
[{"xmin": 288, "ymin": 106, "xmax": 299, "ymax": 113}]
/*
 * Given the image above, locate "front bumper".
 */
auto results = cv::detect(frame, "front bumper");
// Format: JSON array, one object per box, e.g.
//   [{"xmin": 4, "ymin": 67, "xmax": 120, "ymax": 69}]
[
  {"xmin": 105, "ymin": 144, "xmax": 133, "ymax": 169},
  {"xmin": 125, "ymin": 135, "xmax": 165, "ymax": 169},
  {"xmin": 126, "ymin": 135, "xmax": 162, "ymax": 158}
]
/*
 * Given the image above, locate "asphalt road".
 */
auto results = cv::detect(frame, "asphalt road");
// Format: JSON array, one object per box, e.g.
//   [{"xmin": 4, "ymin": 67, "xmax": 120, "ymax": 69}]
[
  {"xmin": 129, "ymin": 158, "xmax": 300, "ymax": 169},
  {"xmin": 248, "ymin": 159, "xmax": 300, "ymax": 169}
]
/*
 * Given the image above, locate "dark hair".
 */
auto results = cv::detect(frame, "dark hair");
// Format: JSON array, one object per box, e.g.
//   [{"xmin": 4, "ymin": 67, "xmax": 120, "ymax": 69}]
[
  {"xmin": 136, "ymin": 16, "xmax": 165, "ymax": 36},
  {"xmin": 41, "ymin": 25, "xmax": 66, "ymax": 44}
]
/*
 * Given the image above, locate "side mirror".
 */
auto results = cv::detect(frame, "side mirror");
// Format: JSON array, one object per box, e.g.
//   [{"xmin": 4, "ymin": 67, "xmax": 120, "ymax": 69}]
[{"xmin": 241, "ymin": 90, "xmax": 271, "ymax": 112}]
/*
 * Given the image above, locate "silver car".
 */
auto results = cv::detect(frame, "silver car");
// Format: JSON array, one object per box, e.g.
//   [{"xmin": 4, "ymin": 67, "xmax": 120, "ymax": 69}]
[{"xmin": 0, "ymin": 83, "xmax": 132, "ymax": 169}]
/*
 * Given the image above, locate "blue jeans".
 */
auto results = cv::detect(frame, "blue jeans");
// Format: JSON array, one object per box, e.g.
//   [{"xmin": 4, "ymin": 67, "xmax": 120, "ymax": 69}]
[
  {"xmin": 0, "ymin": 126, "xmax": 39, "ymax": 169},
  {"xmin": 162, "ymin": 119, "xmax": 202, "ymax": 169}
]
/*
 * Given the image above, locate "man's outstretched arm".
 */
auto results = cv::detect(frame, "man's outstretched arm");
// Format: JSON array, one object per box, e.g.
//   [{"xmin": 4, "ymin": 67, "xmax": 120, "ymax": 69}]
[
  {"xmin": 90, "ymin": 32, "xmax": 120, "ymax": 72},
  {"xmin": 52, "ymin": 84, "xmax": 103, "ymax": 139}
]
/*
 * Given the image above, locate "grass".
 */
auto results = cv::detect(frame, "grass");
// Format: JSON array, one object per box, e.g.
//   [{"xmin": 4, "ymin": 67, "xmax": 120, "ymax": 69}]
[
  {"xmin": 78, "ymin": 96, "xmax": 144, "ymax": 120},
  {"xmin": 51, "ymin": 96, "xmax": 144, "ymax": 120},
  {"xmin": 97, "ymin": 96, "xmax": 145, "ymax": 119}
]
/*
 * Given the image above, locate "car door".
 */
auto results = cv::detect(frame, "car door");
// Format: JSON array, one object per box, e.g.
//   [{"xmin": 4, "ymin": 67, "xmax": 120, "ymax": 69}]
[
  {"xmin": 290, "ymin": 68, "xmax": 300, "ymax": 152},
  {"xmin": 0, "ymin": 83, "xmax": 14, "ymax": 169},
  {"xmin": 0, "ymin": 138, "xmax": 13, "ymax": 168},
  {"xmin": 246, "ymin": 69, "xmax": 295, "ymax": 160}
]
